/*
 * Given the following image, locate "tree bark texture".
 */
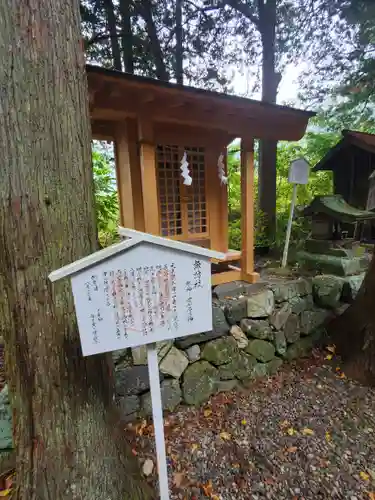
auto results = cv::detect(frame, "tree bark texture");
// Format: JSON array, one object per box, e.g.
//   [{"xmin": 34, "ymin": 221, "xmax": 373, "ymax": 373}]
[
  {"xmin": 104, "ymin": 0, "xmax": 123, "ymax": 70},
  {"xmin": 0, "ymin": 1, "xmax": 154, "ymax": 498},
  {"xmin": 119, "ymin": 0, "xmax": 135, "ymax": 73},
  {"xmin": 329, "ymin": 250, "xmax": 375, "ymax": 385}
]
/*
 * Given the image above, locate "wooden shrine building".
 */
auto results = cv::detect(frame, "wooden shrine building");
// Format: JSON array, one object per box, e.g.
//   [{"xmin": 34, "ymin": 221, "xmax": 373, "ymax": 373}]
[
  {"xmin": 313, "ymin": 130, "xmax": 375, "ymax": 210},
  {"xmin": 88, "ymin": 64, "xmax": 314, "ymax": 285}
]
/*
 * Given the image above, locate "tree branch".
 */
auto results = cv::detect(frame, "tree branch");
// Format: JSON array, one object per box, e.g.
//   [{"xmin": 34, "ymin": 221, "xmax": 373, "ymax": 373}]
[
  {"xmin": 86, "ymin": 32, "xmax": 139, "ymax": 48},
  {"xmin": 224, "ymin": 0, "xmax": 259, "ymax": 27}
]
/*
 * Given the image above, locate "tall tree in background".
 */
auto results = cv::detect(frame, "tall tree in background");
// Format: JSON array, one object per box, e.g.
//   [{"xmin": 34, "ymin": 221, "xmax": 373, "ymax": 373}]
[
  {"xmin": 175, "ymin": 0, "xmax": 184, "ymax": 83},
  {"xmin": 218, "ymin": 0, "xmax": 343, "ymax": 241},
  {"xmin": 82, "ymin": 0, "xmax": 240, "ymax": 88},
  {"xmin": 81, "ymin": 0, "xmax": 352, "ymax": 240},
  {"xmin": 104, "ymin": 0, "xmax": 122, "ymax": 69},
  {"xmin": 297, "ymin": 0, "xmax": 375, "ymax": 130},
  {"xmin": 222, "ymin": 0, "xmax": 280, "ymax": 241},
  {"xmin": 120, "ymin": 0, "xmax": 134, "ymax": 72},
  {"xmin": 0, "ymin": 0, "xmax": 153, "ymax": 497}
]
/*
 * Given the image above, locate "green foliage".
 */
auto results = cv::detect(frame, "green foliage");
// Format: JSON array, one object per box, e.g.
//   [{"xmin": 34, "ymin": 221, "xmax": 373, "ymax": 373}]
[
  {"xmin": 92, "ymin": 149, "xmax": 120, "ymax": 247},
  {"xmin": 227, "ymin": 132, "xmax": 335, "ymax": 252}
]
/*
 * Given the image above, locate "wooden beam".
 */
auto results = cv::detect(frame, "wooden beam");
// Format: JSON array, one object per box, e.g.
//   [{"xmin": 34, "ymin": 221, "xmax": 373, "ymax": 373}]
[
  {"xmin": 211, "ymin": 269, "xmax": 241, "ymax": 286},
  {"xmin": 211, "ymin": 249, "xmax": 241, "ymax": 264},
  {"xmin": 90, "ymin": 106, "xmax": 305, "ymax": 142},
  {"xmin": 240, "ymin": 139, "xmax": 258, "ymax": 283},
  {"xmin": 153, "ymin": 122, "xmax": 233, "ymax": 147},
  {"xmin": 91, "ymin": 119, "xmax": 116, "ymax": 141},
  {"xmin": 114, "ymin": 120, "xmax": 136, "ymax": 228},
  {"xmin": 138, "ymin": 117, "xmax": 160, "ymax": 234}
]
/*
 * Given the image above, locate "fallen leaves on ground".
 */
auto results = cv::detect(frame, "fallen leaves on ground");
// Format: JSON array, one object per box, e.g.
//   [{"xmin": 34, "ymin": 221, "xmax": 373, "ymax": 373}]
[
  {"xmin": 286, "ymin": 446, "xmax": 298, "ymax": 453},
  {"xmin": 360, "ymin": 471, "xmax": 371, "ymax": 481},
  {"xmin": 173, "ymin": 471, "xmax": 189, "ymax": 488},
  {"xmin": 219, "ymin": 431, "xmax": 231, "ymax": 441},
  {"xmin": 0, "ymin": 472, "xmax": 14, "ymax": 497},
  {"xmin": 123, "ymin": 349, "xmax": 375, "ymax": 499},
  {"xmin": 198, "ymin": 479, "xmax": 220, "ymax": 498},
  {"xmin": 302, "ymin": 427, "xmax": 315, "ymax": 436}
]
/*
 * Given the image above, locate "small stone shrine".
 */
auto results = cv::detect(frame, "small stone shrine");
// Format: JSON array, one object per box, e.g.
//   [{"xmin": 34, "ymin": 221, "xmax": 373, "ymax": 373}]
[{"xmin": 297, "ymin": 194, "xmax": 375, "ymax": 276}]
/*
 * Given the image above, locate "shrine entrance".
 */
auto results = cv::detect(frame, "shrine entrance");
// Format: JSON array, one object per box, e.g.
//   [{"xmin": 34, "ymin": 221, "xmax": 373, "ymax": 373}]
[{"xmin": 156, "ymin": 145, "xmax": 209, "ymax": 246}]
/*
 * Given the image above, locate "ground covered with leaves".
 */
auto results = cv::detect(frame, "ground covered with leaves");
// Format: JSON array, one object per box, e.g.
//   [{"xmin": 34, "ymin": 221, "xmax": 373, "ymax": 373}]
[{"xmin": 125, "ymin": 350, "xmax": 375, "ymax": 499}]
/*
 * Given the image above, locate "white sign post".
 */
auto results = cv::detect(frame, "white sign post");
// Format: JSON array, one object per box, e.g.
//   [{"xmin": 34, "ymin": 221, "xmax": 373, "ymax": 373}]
[
  {"xmin": 49, "ymin": 228, "xmax": 225, "ymax": 500},
  {"xmin": 281, "ymin": 158, "xmax": 310, "ymax": 268}
]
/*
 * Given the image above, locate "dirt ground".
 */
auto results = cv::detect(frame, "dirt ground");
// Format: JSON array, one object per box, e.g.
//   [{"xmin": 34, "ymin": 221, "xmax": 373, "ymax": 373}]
[{"xmin": 125, "ymin": 349, "xmax": 375, "ymax": 499}]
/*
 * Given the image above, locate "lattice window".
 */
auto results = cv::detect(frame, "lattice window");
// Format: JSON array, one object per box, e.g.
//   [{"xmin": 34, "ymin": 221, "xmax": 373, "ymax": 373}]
[
  {"xmin": 156, "ymin": 145, "xmax": 182, "ymax": 237},
  {"xmin": 185, "ymin": 147, "xmax": 207, "ymax": 235},
  {"xmin": 156, "ymin": 145, "xmax": 207, "ymax": 239}
]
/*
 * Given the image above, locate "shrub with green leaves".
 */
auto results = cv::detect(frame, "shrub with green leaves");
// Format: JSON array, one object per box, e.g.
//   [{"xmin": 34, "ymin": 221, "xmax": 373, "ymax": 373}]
[
  {"xmin": 227, "ymin": 133, "xmax": 334, "ymax": 252},
  {"xmin": 92, "ymin": 149, "xmax": 120, "ymax": 247}
]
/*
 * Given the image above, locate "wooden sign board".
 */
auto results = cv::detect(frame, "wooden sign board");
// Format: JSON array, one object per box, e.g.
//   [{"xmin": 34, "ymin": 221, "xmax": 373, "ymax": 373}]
[
  {"xmin": 49, "ymin": 230, "xmax": 225, "ymax": 357},
  {"xmin": 71, "ymin": 244, "xmax": 212, "ymax": 356},
  {"xmin": 288, "ymin": 158, "xmax": 309, "ymax": 185},
  {"xmin": 49, "ymin": 230, "xmax": 225, "ymax": 500}
]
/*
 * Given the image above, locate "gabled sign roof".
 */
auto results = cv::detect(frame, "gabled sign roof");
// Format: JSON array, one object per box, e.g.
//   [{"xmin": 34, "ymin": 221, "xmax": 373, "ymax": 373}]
[
  {"xmin": 49, "ymin": 228, "xmax": 225, "ymax": 282},
  {"xmin": 118, "ymin": 227, "xmax": 225, "ymax": 260}
]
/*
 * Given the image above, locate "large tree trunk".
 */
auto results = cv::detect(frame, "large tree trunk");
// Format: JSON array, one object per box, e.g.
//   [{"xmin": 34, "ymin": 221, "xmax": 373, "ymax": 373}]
[
  {"xmin": 330, "ymin": 250, "xmax": 375, "ymax": 385},
  {"xmin": 0, "ymin": 1, "xmax": 154, "ymax": 498},
  {"xmin": 104, "ymin": 0, "xmax": 123, "ymax": 70},
  {"xmin": 258, "ymin": 0, "xmax": 280, "ymax": 243},
  {"xmin": 225, "ymin": 0, "xmax": 280, "ymax": 243},
  {"xmin": 140, "ymin": 0, "xmax": 170, "ymax": 81},
  {"xmin": 175, "ymin": 0, "xmax": 184, "ymax": 84},
  {"xmin": 119, "ymin": 0, "xmax": 135, "ymax": 73}
]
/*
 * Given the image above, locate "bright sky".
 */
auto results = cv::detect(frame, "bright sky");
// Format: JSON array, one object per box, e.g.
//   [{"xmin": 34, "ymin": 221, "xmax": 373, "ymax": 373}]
[{"xmin": 232, "ymin": 63, "xmax": 302, "ymax": 106}]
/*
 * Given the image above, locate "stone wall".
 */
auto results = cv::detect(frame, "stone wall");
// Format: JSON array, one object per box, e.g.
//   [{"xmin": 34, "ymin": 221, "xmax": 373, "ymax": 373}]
[
  {"xmin": 0, "ymin": 272, "xmax": 364, "ymax": 453},
  {"xmin": 115, "ymin": 273, "xmax": 364, "ymax": 421}
]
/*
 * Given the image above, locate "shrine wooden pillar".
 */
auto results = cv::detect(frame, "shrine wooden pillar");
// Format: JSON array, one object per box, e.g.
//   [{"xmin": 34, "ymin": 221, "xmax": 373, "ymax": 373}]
[
  {"xmin": 114, "ymin": 119, "xmax": 136, "ymax": 229},
  {"xmin": 240, "ymin": 138, "xmax": 259, "ymax": 283},
  {"xmin": 206, "ymin": 147, "xmax": 228, "ymax": 252},
  {"xmin": 138, "ymin": 117, "xmax": 160, "ymax": 235}
]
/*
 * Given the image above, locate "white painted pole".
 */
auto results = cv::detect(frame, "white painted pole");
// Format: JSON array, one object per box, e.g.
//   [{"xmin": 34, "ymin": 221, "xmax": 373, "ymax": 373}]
[
  {"xmin": 281, "ymin": 183, "xmax": 297, "ymax": 268},
  {"xmin": 147, "ymin": 343, "xmax": 170, "ymax": 500}
]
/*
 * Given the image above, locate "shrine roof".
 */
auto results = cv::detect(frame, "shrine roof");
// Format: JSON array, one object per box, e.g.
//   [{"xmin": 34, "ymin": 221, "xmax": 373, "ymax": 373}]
[
  {"xmin": 87, "ymin": 64, "xmax": 315, "ymax": 142},
  {"xmin": 313, "ymin": 130, "xmax": 375, "ymax": 172},
  {"xmin": 49, "ymin": 228, "xmax": 225, "ymax": 282},
  {"xmin": 302, "ymin": 195, "xmax": 375, "ymax": 223}
]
